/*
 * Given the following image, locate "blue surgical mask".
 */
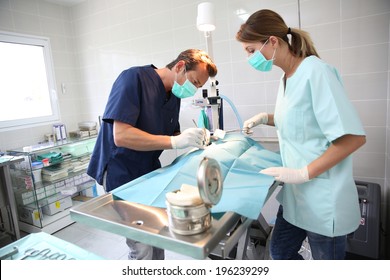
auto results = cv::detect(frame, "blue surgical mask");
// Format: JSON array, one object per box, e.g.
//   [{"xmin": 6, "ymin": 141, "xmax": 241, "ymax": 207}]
[
  {"xmin": 172, "ymin": 70, "xmax": 198, "ymax": 98},
  {"xmin": 248, "ymin": 40, "xmax": 276, "ymax": 72}
]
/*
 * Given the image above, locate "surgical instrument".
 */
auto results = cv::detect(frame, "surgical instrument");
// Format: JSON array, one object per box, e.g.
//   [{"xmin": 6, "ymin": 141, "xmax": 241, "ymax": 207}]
[
  {"xmin": 213, "ymin": 128, "xmax": 252, "ymax": 139},
  {"xmin": 20, "ymin": 248, "xmax": 72, "ymax": 260}
]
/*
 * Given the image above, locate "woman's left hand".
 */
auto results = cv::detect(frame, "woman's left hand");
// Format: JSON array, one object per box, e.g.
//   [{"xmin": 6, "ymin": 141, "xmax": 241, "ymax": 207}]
[{"xmin": 260, "ymin": 166, "xmax": 309, "ymax": 184}]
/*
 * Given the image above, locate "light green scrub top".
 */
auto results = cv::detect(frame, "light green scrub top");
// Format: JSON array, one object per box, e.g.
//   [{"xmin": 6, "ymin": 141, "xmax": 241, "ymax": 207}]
[{"xmin": 274, "ymin": 56, "xmax": 365, "ymax": 237}]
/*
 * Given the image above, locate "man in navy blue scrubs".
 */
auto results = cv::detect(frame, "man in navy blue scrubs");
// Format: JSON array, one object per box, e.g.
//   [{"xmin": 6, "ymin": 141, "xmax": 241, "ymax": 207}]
[{"xmin": 87, "ymin": 49, "xmax": 217, "ymax": 260}]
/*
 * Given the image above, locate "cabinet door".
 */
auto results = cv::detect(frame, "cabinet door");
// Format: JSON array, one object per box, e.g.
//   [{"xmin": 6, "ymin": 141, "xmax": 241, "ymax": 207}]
[
  {"xmin": 8, "ymin": 137, "xmax": 97, "ymax": 232},
  {"xmin": 10, "ymin": 156, "xmax": 44, "ymax": 228}
]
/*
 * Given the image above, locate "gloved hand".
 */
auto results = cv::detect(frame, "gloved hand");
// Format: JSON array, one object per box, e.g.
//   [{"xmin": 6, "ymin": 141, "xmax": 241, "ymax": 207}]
[
  {"xmin": 260, "ymin": 166, "xmax": 309, "ymax": 184},
  {"xmin": 243, "ymin": 113, "xmax": 268, "ymax": 134},
  {"xmin": 171, "ymin": 128, "xmax": 205, "ymax": 149},
  {"xmin": 204, "ymin": 129, "xmax": 211, "ymax": 146}
]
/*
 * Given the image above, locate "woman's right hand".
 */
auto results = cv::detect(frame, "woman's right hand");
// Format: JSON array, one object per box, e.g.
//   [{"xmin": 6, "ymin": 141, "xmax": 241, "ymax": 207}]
[{"xmin": 243, "ymin": 112, "xmax": 268, "ymax": 134}]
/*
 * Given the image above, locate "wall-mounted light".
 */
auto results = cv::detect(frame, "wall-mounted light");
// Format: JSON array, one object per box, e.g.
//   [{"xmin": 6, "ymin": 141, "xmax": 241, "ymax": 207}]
[
  {"xmin": 196, "ymin": 2, "xmax": 221, "ymax": 132},
  {"xmin": 197, "ymin": 2, "xmax": 216, "ymax": 32},
  {"xmin": 196, "ymin": 2, "xmax": 215, "ymax": 63}
]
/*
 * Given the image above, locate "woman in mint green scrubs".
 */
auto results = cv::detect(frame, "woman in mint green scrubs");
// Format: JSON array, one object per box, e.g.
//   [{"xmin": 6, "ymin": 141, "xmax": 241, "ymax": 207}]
[{"xmin": 236, "ymin": 9, "xmax": 366, "ymax": 260}]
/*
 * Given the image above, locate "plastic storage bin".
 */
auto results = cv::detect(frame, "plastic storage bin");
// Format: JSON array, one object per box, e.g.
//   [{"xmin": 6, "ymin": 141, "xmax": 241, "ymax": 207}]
[{"xmin": 60, "ymin": 138, "xmax": 96, "ymax": 157}]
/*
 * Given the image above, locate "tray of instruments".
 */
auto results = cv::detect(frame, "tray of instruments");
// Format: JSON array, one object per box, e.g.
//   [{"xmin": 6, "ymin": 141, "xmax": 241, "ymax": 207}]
[{"xmin": 70, "ymin": 193, "xmax": 246, "ymax": 259}]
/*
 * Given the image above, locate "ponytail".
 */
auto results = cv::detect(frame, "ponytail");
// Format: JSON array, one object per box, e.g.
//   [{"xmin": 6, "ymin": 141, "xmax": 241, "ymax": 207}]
[
  {"xmin": 289, "ymin": 27, "xmax": 320, "ymax": 58},
  {"xmin": 236, "ymin": 9, "xmax": 319, "ymax": 58}
]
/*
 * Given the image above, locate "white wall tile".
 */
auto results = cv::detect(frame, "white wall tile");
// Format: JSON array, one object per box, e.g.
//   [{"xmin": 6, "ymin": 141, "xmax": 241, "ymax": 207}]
[
  {"xmin": 129, "ymin": 36, "xmax": 153, "ymax": 56},
  {"xmin": 49, "ymin": 34, "xmax": 69, "ymax": 52},
  {"xmin": 172, "ymin": 2, "xmax": 198, "ymax": 28},
  {"xmin": 40, "ymin": 17, "xmax": 66, "ymax": 37},
  {"xmin": 388, "ymin": 98, "xmax": 390, "ymax": 128},
  {"xmin": 38, "ymin": 0, "xmax": 66, "ymax": 20},
  {"xmin": 300, "ymin": 0, "xmax": 341, "ymax": 27},
  {"xmin": 233, "ymin": 83, "xmax": 266, "ymax": 106},
  {"xmin": 353, "ymin": 100, "xmax": 387, "ymax": 127},
  {"xmin": 10, "ymin": 0, "xmax": 39, "ymax": 16},
  {"xmin": 107, "ymin": 4, "xmax": 129, "ymax": 26},
  {"xmin": 343, "ymin": 72, "xmax": 388, "ymax": 101},
  {"xmin": 172, "ymin": 25, "xmax": 203, "ymax": 51},
  {"xmin": 354, "ymin": 152, "xmax": 386, "ymax": 178},
  {"xmin": 147, "ymin": 0, "xmax": 173, "ymax": 15},
  {"xmin": 87, "ymin": 0, "xmax": 107, "ymax": 15},
  {"xmin": 318, "ymin": 49, "xmax": 342, "ymax": 71},
  {"xmin": 52, "ymin": 51, "xmax": 74, "ymax": 68},
  {"xmin": 213, "ymin": 17, "xmax": 231, "ymax": 43},
  {"xmin": 0, "ymin": 8, "xmax": 14, "ymax": 31},
  {"xmin": 237, "ymin": 104, "xmax": 267, "ymax": 125},
  {"xmin": 88, "ymin": 11, "xmax": 109, "ymax": 32},
  {"xmin": 0, "ymin": 0, "xmax": 10, "ymax": 9},
  {"xmin": 304, "ymin": 22, "xmax": 341, "ymax": 51},
  {"xmin": 269, "ymin": 3, "xmax": 300, "ymax": 28},
  {"xmin": 148, "ymin": 31, "xmax": 175, "ymax": 54},
  {"xmin": 342, "ymin": 44, "xmax": 388, "ymax": 75},
  {"xmin": 265, "ymin": 80, "xmax": 280, "ymax": 105},
  {"xmin": 126, "ymin": 0, "xmax": 149, "ymax": 21},
  {"xmin": 91, "ymin": 28, "xmax": 110, "ymax": 49},
  {"xmin": 264, "ymin": 66, "xmax": 284, "ymax": 82},
  {"xmin": 107, "ymin": 22, "xmax": 129, "ymax": 44},
  {"xmin": 213, "ymin": 40, "xmax": 231, "ymax": 64},
  {"xmin": 107, "ymin": 0, "xmax": 133, "ymax": 9},
  {"xmin": 342, "ymin": 13, "xmax": 389, "ymax": 48},
  {"xmin": 231, "ymin": 60, "xmax": 265, "ymax": 84},
  {"xmin": 72, "ymin": 17, "xmax": 90, "ymax": 36},
  {"xmin": 359, "ymin": 127, "xmax": 387, "ymax": 154},
  {"xmin": 70, "ymin": 0, "xmax": 88, "ymax": 20},
  {"xmin": 12, "ymin": 11, "xmax": 42, "ymax": 34},
  {"xmin": 149, "ymin": 10, "xmax": 174, "ymax": 35},
  {"xmin": 230, "ymin": 39, "xmax": 246, "ymax": 63},
  {"xmin": 127, "ymin": 18, "xmax": 151, "ymax": 39},
  {"xmin": 341, "ymin": 0, "xmax": 390, "ymax": 20}
]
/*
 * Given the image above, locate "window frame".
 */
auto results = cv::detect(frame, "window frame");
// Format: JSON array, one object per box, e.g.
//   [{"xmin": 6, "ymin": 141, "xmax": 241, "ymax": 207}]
[{"xmin": 0, "ymin": 31, "xmax": 60, "ymax": 131}]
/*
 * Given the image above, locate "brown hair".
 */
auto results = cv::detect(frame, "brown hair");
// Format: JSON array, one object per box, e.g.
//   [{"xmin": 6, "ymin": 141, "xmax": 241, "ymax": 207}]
[
  {"xmin": 236, "ymin": 9, "xmax": 319, "ymax": 58},
  {"xmin": 166, "ymin": 49, "xmax": 217, "ymax": 77}
]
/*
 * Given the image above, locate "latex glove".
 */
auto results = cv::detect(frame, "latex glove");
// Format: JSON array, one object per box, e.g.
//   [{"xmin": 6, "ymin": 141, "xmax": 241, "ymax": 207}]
[
  {"xmin": 260, "ymin": 166, "xmax": 309, "ymax": 184},
  {"xmin": 170, "ymin": 128, "xmax": 205, "ymax": 149},
  {"xmin": 243, "ymin": 113, "xmax": 268, "ymax": 134},
  {"xmin": 203, "ymin": 129, "xmax": 211, "ymax": 146}
]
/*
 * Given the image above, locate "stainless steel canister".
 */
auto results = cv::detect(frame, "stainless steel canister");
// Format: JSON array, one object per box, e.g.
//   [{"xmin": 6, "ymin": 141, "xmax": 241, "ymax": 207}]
[
  {"xmin": 166, "ymin": 199, "xmax": 211, "ymax": 235},
  {"xmin": 166, "ymin": 157, "xmax": 222, "ymax": 235}
]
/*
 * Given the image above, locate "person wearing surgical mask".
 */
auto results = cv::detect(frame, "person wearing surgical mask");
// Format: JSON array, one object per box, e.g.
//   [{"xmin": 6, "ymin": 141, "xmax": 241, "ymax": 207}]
[
  {"xmin": 236, "ymin": 9, "xmax": 366, "ymax": 260},
  {"xmin": 87, "ymin": 49, "xmax": 217, "ymax": 260}
]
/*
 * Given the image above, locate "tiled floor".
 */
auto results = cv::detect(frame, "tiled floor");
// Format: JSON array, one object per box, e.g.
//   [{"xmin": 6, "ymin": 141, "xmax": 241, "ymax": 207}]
[{"xmin": 51, "ymin": 222, "xmax": 195, "ymax": 260}]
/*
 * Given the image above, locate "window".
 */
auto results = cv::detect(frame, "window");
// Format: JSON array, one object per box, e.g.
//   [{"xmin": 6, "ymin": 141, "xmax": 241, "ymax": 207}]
[{"xmin": 0, "ymin": 31, "xmax": 60, "ymax": 130}]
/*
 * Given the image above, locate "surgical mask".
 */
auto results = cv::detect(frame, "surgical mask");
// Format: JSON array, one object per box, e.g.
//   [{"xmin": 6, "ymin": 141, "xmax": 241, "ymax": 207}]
[
  {"xmin": 172, "ymin": 70, "xmax": 198, "ymax": 99},
  {"xmin": 248, "ymin": 40, "xmax": 276, "ymax": 72}
]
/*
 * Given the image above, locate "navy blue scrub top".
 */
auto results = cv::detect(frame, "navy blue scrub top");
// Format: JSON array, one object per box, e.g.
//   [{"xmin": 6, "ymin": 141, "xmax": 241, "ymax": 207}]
[{"xmin": 87, "ymin": 65, "xmax": 181, "ymax": 192}]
